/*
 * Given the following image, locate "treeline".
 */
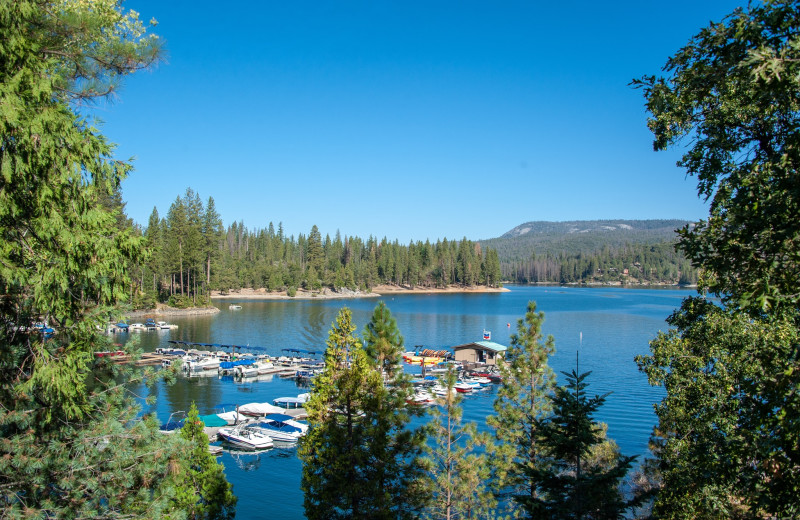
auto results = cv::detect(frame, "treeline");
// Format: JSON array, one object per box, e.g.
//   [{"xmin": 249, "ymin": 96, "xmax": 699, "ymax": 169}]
[
  {"xmin": 502, "ymin": 242, "xmax": 698, "ymax": 285},
  {"xmin": 478, "ymin": 219, "xmax": 698, "ymax": 285},
  {"xmin": 135, "ymin": 189, "xmax": 502, "ymax": 307}
]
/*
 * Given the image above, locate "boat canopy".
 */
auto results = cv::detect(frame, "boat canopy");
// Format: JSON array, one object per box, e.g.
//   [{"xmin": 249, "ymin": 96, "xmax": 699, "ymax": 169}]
[
  {"xmin": 198, "ymin": 414, "xmax": 229, "ymax": 427},
  {"xmin": 263, "ymin": 413, "xmax": 295, "ymax": 422},
  {"xmin": 219, "ymin": 359, "xmax": 256, "ymax": 369},
  {"xmin": 168, "ymin": 339, "xmax": 267, "ymax": 352},
  {"xmin": 259, "ymin": 417, "xmax": 303, "ymax": 433}
]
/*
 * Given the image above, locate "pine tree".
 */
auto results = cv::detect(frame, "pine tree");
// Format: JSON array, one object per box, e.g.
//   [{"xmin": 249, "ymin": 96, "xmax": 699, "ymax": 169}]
[
  {"xmin": 299, "ymin": 307, "xmax": 425, "ymax": 520},
  {"xmin": 202, "ymin": 196, "xmax": 224, "ymax": 288},
  {"xmin": 529, "ymin": 367, "xmax": 639, "ymax": 519},
  {"xmin": 422, "ymin": 367, "xmax": 495, "ymax": 519},
  {"xmin": 362, "ymin": 301, "xmax": 405, "ymax": 379},
  {"xmin": 362, "ymin": 303, "xmax": 430, "ymax": 518},
  {"xmin": 487, "ymin": 301, "xmax": 556, "ymax": 516},
  {"xmin": 172, "ymin": 403, "xmax": 237, "ymax": 520},
  {"xmin": 0, "ymin": 1, "xmax": 203, "ymax": 517}
]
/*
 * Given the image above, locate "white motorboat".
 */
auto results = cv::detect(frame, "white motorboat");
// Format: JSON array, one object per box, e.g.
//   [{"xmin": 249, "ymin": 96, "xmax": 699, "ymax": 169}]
[
  {"xmin": 430, "ymin": 385, "xmax": 457, "ymax": 398},
  {"xmin": 216, "ymin": 410, "xmax": 246, "ymax": 425},
  {"xmin": 407, "ymin": 390, "xmax": 435, "ymax": 405},
  {"xmin": 229, "ymin": 304, "xmax": 242, "ymax": 310},
  {"xmin": 256, "ymin": 414, "xmax": 308, "ymax": 442},
  {"xmin": 235, "ymin": 363, "xmax": 260, "ymax": 378},
  {"xmin": 454, "ymin": 381, "xmax": 477, "ymax": 393},
  {"xmin": 238, "ymin": 402, "xmax": 287, "ymax": 417},
  {"xmin": 183, "ymin": 355, "xmax": 221, "ymax": 372},
  {"xmin": 129, "ymin": 323, "xmax": 145, "ymax": 331},
  {"xmin": 462, "ymin": 375, "xmax": 491, "ymax": 385},
  {"xmin": 156, "ymin": 321, "xmax": 178, "ymax": 330},
  {"xmin": 217, "ymin": 425, "xmax": 273, "ymax": 450}
]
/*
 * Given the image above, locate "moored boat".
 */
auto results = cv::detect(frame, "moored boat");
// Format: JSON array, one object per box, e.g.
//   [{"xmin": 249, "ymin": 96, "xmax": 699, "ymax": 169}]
[
  {"xmin": 157, "ymin": 321, "xmax": 178, "ymax": 330},
  {"xmin": 238, "ymin": 402, "xmax": 287, "ymax": 417},
  {"xmin": 256, "ymin": 414, "xmax": 308, "ymax": 442},
  {"xmin": 217, "ymin": 424, "xmax": 274, "ymax": 450}
]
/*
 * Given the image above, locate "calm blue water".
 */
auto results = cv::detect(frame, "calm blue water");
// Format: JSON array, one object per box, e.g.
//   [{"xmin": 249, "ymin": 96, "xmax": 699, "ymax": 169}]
[{"xmin": 133, "ymin": 285, "xmax": 691, "ymax": 519}]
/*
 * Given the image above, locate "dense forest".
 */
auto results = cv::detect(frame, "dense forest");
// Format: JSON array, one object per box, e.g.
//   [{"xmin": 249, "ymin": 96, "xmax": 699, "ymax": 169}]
[
  {"xmin": 479, "ymin": 219, "xmax": 698, "ymax": 285},
  {"xmin": 127, "ymin": 195, "xmax": 697, "ymax": 308},
  {"xmin": 131, "ymin": 188, "xmax": 503, "ymax": 308}
]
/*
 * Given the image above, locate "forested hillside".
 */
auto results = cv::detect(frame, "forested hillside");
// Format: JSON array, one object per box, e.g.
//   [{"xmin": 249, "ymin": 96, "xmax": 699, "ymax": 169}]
[
  {"xmin": 478, "ymin": 220, "xmax": 697, "ymax": 285},
  {"xmin": 132, "ymin": 189, "xmax": 503, "ymax": 307}
]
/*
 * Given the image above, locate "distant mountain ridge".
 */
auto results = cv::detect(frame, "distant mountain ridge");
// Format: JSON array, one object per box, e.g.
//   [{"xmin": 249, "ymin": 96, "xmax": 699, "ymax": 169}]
[
  {"xmin": 481, "ymin": 219, "xmax": 690, "ymax": 259},
  {"xmin": 479, "ymin": 219, "xmax": 696, "ymax": 284},
  {"xmin": 498, "ymin": 219, "xmax": 688, "ymax": 239}
]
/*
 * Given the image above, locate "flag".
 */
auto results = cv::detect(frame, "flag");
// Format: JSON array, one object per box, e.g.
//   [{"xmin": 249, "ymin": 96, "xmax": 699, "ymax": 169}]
[{"xmin": 483, "ymin": 330, "xmax": 491, "ymax": 340}]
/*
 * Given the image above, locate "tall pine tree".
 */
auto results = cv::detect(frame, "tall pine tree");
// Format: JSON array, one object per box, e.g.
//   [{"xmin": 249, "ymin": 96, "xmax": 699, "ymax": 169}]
[
  {"xmin": 299, "ymin": 307, "xmax": 425, "ymax": 520},
  {"xmin": 487, "ymin": 301, "xmax": 556, "ymax": 516}
]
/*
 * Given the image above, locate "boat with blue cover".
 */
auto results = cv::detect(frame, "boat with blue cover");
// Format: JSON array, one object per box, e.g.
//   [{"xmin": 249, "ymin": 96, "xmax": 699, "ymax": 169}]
[{"xmin": 256, "ymin": 414, "xmax": 308, "ymax": 442}]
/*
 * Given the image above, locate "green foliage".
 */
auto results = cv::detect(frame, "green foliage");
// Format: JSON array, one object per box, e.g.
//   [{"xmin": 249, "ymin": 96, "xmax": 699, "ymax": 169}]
[
  {"xmin": 487, "ymin": 301, "xmax": 556, "ymax": 517},
  {"xmin": 633, "ymin": 2, "xmax": 800, "ymax": 518},
  {"xmin": 362, "ymin": 301, "xmax": 405, "ymax": 378},
  {"xmin": 299, "ymin": 307, "xmax": 428, "ymax": 520},
  {"xmin": 0, "ymin": 2, "xmax": 233, "ymax": 517},
  {"xmin": 145, "ymin": 212, "xmax": 504, "ymax": 295},
  {"xmin": 172, "ymin": 403, "xmax": 237, "ymax": 520},
  {"xmin": 634, "ymin": 0, "xmax": 800, "ymax": 313},
  {"xmin": 637, "ymin": 299, "xmax": 800, "ymax": 519},
  {"xmin": 528, "ymin": 368, "xmax": 639, "ymax": 519},
  {"xmin": 421, "ymin": 367, "xmax": 495, "ymax": 519},
  {"xmin": 480, "ymin": 220, "xmax": 696, "ymax": 285}
]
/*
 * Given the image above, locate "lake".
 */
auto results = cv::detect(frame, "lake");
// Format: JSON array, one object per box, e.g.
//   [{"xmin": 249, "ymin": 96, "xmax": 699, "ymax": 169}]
[{"xmin": 134, "ymin": 284, "xmax": 691, "ymax": 519}]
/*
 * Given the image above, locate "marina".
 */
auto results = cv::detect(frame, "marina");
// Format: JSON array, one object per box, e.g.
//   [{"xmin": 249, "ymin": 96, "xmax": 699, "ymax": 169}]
[{"xmin": 131, "ymin": 285, "xmax": 692, "ymax": 519}]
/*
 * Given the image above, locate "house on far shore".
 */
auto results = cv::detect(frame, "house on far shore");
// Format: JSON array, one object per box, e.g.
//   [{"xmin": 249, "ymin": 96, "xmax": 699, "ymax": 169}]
[{"xmin": 453, "ymin": 340, "xmax": 507, "ymax": 366}]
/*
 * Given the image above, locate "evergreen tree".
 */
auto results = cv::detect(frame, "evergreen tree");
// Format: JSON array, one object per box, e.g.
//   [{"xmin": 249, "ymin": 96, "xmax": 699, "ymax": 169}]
[
  {"xmin": 173, "ymin": 403, "xmax": 237, "ymax": 520},
  {"xmin": 0, "ymin": 1, "xmax": 203, "ymax": 517},
  {"xmin": 307, "ymin": 224, "xmax": 324, "ymax": 274},
  {"xmin": 362, "ymin": 303, "xmax": 430, "ymax": 518},
  {"xmin": 529, "ymin": 367, "xmax": 638, "ymax": 519},
  {"xmin": 299, "ymin": 307, "xmax": 426, "ymax": 520},
  {"xmin": 362, "ymin": 301, "xmax": 405, "ymax": 379},
  {"xmin": 487, "ymin": 301, "xmax": 556, "ymax": 517},
  {"xmin": 422, "ymin": 367, "xmax": 495, "ymax": 519},
  {"xmin": 202, "ymin": 196, "xmax": 224, "ymax": 287}
]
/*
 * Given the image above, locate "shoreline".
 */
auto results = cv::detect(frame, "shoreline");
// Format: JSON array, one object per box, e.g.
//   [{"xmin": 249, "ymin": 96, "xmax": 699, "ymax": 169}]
[
  {"xmin": 125, "ymin": 306, "xmax": 221, "ymax": 318},
  {"xmin": 210, "ymin": 284, "xmax": 509, "ymax": 300}
]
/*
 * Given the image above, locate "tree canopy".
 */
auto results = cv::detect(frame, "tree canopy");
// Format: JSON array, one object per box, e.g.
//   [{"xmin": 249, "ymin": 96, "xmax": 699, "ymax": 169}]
[
  {"xmin": 635, "ymin": 1, "xmax": 800, "ymax": 517},
  {"xmin": 0, "ymin": 2, "xmax": 220, "ymax": 517},
  {"xmin": 634, "ymin": 0, "xmax": 800, "ymax": 313}
]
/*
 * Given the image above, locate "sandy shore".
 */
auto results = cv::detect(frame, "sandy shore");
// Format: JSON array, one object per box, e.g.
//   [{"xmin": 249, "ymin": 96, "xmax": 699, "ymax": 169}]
[
  {"xmin": 126, "ymin": 305, "xmax": 221, "ymax": 317},
  {"xmin": 210, "ymin": 284, "xmax": 509, "ymax": 300}
]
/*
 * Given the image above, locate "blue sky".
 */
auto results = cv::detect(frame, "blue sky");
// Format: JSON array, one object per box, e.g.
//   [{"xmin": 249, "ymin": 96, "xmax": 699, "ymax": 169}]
[{"xmin": 97, "ymin": 1, "xmax": 745, "ymax": 243}]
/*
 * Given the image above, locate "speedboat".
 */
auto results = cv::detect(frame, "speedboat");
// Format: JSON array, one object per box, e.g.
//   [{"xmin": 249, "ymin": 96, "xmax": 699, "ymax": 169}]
[
  {"xmin": 407, "ymin": 390, "xmax": 435, "ymax": 405},
  {"xmin": 238, "ymin": 402, "xmax": 287, "ymax": 417},
  {"xmin": 156, "ymin": 321, "xmax": 178, "ymax": 330},
  {"xmin": 462, "ymin": 375, "xmax": 491, "ymax": 385},
  {"xmin": 454, "ymin": 381, "xmax": 477, "ymax": 393},
  {"xmin": 183, "ymin": 355, "xmax": 221, "ymax": 372},
  {"xmin": 217, "ymin": 424, "xmax": 274, "ymax": 450},
  {"xmin": 235, "ymin": 363, "xmax": 260, "ymax": 378},
  {"xmin": 431, "ymin": 385, "xmax": 456, "ymax": 398},
  {"xmin": 229, "ymin": 304, "xmax": 242, "ymax": 310},
  {"xmin": 256, "ymin": 414, "xmax": 308, "ymax": 442}
]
